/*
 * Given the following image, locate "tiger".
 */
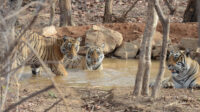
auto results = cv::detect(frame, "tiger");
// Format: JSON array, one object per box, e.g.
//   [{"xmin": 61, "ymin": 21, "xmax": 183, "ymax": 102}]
[
  {"xmin": 63, "ymin": 43, "xmax": 105, "ymax": 70},
  {"xmin": 150, "ymin": 49, "xmax": 200, "ymax": 89},
  {"xmin": 12, "ymin": 28, "xmax": 81, "ymax": 76}
]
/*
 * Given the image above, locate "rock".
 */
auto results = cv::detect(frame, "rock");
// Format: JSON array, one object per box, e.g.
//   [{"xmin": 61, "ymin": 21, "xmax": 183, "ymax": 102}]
[
  {"xmin": 42, "ymin": 25, "xmax": 57, "ymax": 37},
  {"xmin": 152, "ymin": 45, "xmax": 161, "ymax": 59},
  {"xmin": 152, "ymin": 31, "xmax": 163, "ymax": 46},
  {"xmin": 114, "ymin": 42, "xmax": 138, "ymax": 59},
  {"xmin": 85, "ymin": 25, "xmax": 123, "ymax": 54},
  {"xmin": 132, "ymin": 31, "xmax": 163, "ymax": 49},
  {"xmin": 179, "ymin": 38, "xmax": 198, "ymax": 51},
  {"xmin": 131, "ymin": 38, "xmax": 142, "ymax": 48}
]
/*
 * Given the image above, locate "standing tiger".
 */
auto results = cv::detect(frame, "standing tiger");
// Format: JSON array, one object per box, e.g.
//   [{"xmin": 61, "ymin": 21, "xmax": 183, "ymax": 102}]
[
  {"xmin": 63, "ymin": 44, "xmax": 105, "ymax": 70},
  {"xmin": 13, "ymin": 28, "xmax": 81, "ymax": 76},
  {"xmin": 151, "ymin": 50, "xmax": 200, "ymax": 89}
]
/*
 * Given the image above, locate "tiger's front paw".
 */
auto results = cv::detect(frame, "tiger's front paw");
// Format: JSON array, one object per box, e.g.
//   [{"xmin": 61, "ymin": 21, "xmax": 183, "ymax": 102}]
[
  {"xmin": 162, "ymin": 81, "xmax": 174, "ymax": 88},
  {"xmin": 149, "ymin": 81, "xmax": 155, "ymax": 88}
]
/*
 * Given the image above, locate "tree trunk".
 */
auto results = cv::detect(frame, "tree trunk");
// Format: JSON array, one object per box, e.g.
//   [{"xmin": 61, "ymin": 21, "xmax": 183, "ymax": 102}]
[
  {"xmin": 142, "ymin": 0, "xmax": 158, "ymax": 96},
  {"xmin": 49, "ymin": 0, "xmax": 56, "ymax": 25},
  {"xmin": 103, "ymin": 0, "xmax": 113, "ymax": 23},
  {"xmin": 133, "ymin": 0, "xmax": 158, "ymax": 96},
  {"xmin": 197, "ymin": 0, "xmax": 200, "ymax": 48},
  {"xmin": 183, "ymin": 0, "xmax": 197, "ymax": 22},
  {"xmin": 151, "ymin": 0, "xmax": 170, "ymax": 98},
  {"xmin": 59, "ymin": 0, "xmax": 73, "ymax": 26}
]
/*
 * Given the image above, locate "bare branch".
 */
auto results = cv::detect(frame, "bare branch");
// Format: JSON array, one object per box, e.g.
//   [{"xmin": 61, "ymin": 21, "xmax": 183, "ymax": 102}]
[
  {"xmin": 4, "ymin": 85, "xmax": 54, "ymax": 112},
  {"xmin": 122, "ymin": 0, "xmax": 140, "ymax": 17},
  {"xmin": 154, "ymin": 0, "xmax": 166, "ymax": 24},
  {"xmin": 164, "ymin": 0, "xmax": 176, "ymax": 15},
  {"xmin": 1, "ymin": 0, "xmax": 45, "ymax": 71},
  {"xmin": 0, "ymin": 71, "xmax": 12, "ymax": 111}
]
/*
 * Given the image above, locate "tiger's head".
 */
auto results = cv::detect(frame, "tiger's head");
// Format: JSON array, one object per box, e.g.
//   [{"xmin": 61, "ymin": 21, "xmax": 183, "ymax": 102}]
[
  {"xmin": 85, "ymin": 43, "xmax": 105, "ymax": 70},
  {"xmin": 60, "ymin": 36, "xmax": 81, "ymax": 59},
  {"xmin": 166, "ymin": 50, "xmax": 191, "ymax": 77}
]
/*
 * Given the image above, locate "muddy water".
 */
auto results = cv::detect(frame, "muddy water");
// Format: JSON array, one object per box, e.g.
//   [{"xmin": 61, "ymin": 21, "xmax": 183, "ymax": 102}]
[{"xmin": 19, "ymin": 58, "xmax": 171, "ymax": 87}]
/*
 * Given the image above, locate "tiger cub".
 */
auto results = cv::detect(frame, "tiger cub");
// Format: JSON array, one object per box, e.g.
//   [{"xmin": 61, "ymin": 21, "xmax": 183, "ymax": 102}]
[
  {"xmin": 63, "ymin": 44, "xmax": 105, "ymax": 70},
  {"xmin": 150, "ymin": 50, "xmax": 200, "ymax": 89}
]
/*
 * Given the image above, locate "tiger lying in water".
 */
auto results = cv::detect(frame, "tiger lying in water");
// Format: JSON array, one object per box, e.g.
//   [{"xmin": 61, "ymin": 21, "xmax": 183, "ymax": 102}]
[
  {"xmin": 13, "ymin": 28, "xmax": 81, "ymax": 76},
  {"xmin": 63, "ymin": 44, "xmax": 105, "ymax": 70},
  {"xmin": 150, "ymin": 50, "xmax": 200, "ymax": 89}
]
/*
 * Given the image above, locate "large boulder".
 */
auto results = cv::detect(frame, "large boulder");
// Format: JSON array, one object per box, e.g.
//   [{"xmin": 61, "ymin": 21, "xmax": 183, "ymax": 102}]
[
  {"xmin": 152, "ymin": 45, "xmax": 162, "ymax": 59},
  {"xmin": 179, "ymin": 38, "xmax": 198, "ymax": 50},
  {"xmin": 85, "ymin": 25, "xmax": 123, "ymax": 54},
  {"xmin": 132, "ymin": 31, "xmax": 163, "ymax": 49},
  {"xmin": 42, "ymin": 25, "xmax": 57, "ymax": 37},
  {"xmin": 114, "ymin": 42, "xmax": 138, "ymax": 59}
]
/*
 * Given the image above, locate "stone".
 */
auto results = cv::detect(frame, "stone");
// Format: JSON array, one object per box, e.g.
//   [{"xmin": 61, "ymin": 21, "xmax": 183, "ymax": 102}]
[
  {"xmin": 179, "ymin": 38, "xmax": 198, "ymax": 51},
  {"xmin": 114, "ymin": 42, "xmax": 138, "ymax": 59},
  {"xmin": 152, "ymin": 31, "xmax": 163, "ymax": 46},
  {"xmin": 85, "ymin": 25, "xmax": 123, "ymax": 54},
  {"xmin": 152, "ymin": 45, "xmax": 162, "ymax": 59},
  {"xmin": 42, "ymin": 25, "xmax": 57, "ymax": 37},
  {"xmin": 132, "ymin": 31, "xmax": 163, "ymax": 49}
]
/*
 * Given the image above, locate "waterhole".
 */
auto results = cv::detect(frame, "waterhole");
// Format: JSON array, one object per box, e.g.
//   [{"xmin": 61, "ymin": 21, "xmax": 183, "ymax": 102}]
[{"xmin": 18, "ymin": 58, "xmax": 171, "ymax": 87}]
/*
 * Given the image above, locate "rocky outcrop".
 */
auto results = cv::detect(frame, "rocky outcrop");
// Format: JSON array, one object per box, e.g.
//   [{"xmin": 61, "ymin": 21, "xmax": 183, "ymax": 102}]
[
  {"xmin": 114, "ymin": 42, "xmax": 138, "ymax": 59},
  {"xmin": 85, "ymin": 25, "xmax": 123, "ymax": 54}
]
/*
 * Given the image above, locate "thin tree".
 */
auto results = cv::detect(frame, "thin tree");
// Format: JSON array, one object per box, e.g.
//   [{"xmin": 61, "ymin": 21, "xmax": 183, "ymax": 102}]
[
  {"xmin": 103, "ymin": 0, "xmax": 113, "ymax": 23},
  {"xmin": 59, "ymin": 0, "xmax": 73, "ymax": 26},
  {"xmin": 197, "ymin": 0, "xmax": 200, "ymax": 49},
  {"xmin": 142, "ymin": 1, "xmax": 158, "ymax": 96},
  {"xmin": 133, "ymin": 0, "xmax": 158, "ymax": 96},
  {"xmin": 151, "ymin": 0, "xmax": 170, "ymax": 98},
  {"xmin": 49, "ymin": 0, "xmax": 56, "ymax": 25}
]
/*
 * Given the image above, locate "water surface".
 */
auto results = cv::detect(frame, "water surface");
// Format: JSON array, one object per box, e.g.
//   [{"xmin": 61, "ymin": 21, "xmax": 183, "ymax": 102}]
[{"xmin": 19, "ymin": 58, "xmax": 171, "ymax": 87}]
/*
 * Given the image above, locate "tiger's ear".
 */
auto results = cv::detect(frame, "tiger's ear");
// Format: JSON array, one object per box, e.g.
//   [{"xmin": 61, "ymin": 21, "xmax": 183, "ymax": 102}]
[
  {"xmin": 76, "ymin": 37, "xmax": 82, "ymax": 42},
  {"xmin": 63, "ymin": 35, "xmax": 70, "ymax": 42},
  {"xmin": 100, "ymin": 43, "xmax": 105, "ymax": 49},
  {"xmin": 184, "ymin": 49, "xmax": 191, "ymax": 57}
]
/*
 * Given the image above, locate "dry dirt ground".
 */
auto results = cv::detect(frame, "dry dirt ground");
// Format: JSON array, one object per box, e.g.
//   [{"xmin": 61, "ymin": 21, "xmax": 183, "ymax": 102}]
[
  {"xmin": 4, "ymin": 84, "xmax": 200, "ymax": 112},
  {"xmin": 3, "ymin": 0, "xmax": 200, "ymax": 112}
]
